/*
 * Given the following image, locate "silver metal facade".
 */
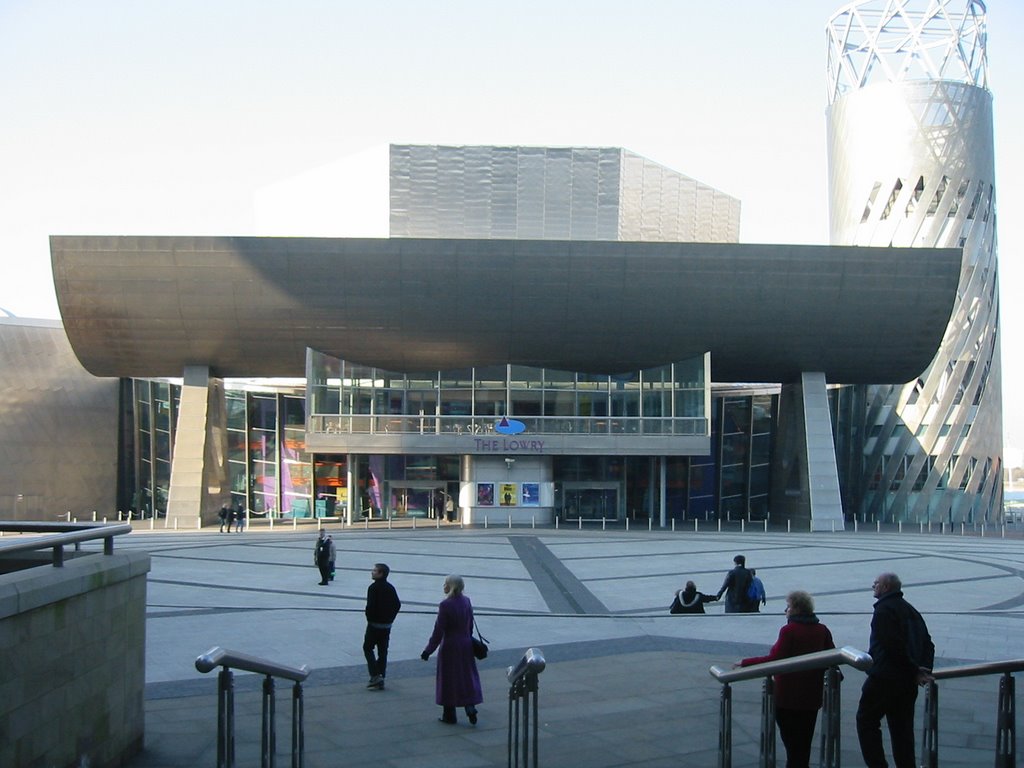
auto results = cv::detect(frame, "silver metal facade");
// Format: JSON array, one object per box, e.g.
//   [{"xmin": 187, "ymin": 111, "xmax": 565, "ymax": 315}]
[
  {"xmin": 50, "ymin": 236, "xmax": 960, "ymax": 385},
  {"xmin": 389, "ymin": 145, "xmax": 741, "ymax": 243},
  {"xmin": 0, "ymin": 318, "xmax": 119, "ymax": 519},
  {"xmin": 826, "ymin": 0, "xmax": 1002, "ymax": 521}
]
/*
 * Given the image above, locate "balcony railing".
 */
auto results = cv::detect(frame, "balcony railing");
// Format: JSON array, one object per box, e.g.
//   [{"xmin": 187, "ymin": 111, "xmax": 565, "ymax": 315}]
[{"xmin": 309, "ymin": 414, "xmax": 707, "ymax": 437}]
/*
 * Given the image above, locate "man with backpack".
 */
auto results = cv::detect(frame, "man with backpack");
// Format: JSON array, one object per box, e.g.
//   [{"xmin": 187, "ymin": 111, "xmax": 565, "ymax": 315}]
[
  {"xmin": 716, "ymin": 554, "xmax": 754, "ymax": 613},
  {"xmin": 857, "ymin": 572, "xmax": 934, "ymax": 768},
  {"xmin": 747, "ymin": 568, "xmax": 767, "ymax": 612}
]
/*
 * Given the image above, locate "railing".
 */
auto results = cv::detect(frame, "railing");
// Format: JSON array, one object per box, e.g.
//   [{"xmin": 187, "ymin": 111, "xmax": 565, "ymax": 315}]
[
  {"xmin": 709, "ymin": 645, "xmax": 873, "ymax": 768},
  {"xmin": 0, "ymin": 521, "xmax": 132, "ymax": 566},
  {"xmin": 507, "ymin": 647, "xmax": 546, "ymax": 768},
  {"xmin": 922, "ymin": 658, "xmax": 1024, "ymax": 768},
  {"xmin": 195, "ymin": 647, "xmax": 310, "ymax": 768},
  {"xmin": 309, "ymin": 413, "xmax": 707, "ymax": 437}
]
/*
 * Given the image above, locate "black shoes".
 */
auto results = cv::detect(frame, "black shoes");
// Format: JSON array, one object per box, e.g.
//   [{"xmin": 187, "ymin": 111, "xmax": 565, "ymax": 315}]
[
  {"xmin": 366, "ymin": 676, "xmax": 384, "ymax": 690},
  {"xmin": 466, "ymin": 706, "xmax": 478, "ymax": 725}
]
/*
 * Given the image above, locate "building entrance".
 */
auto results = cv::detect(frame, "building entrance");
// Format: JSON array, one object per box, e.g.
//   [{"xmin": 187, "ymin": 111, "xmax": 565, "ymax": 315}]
[
  {"xmin": 387, "ymin": 482, "xmax": 447, "ymax": 519},
  {"xmin": 560, "ymin": 483, "xmax": 620, "ymax": 520}
]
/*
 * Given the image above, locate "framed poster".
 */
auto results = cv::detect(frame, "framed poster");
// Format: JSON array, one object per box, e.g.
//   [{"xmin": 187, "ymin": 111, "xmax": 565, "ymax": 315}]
[
  {"xmin": 477, "ymin": 483, "xmax": 494, "ymax": 506},
  {"xmin": 521, "ymin": 482, "xmax": 540, "ymax": 506},
  {"xmin": 500, "ymin": 483, "xmax": 517, "ymax": 506}
]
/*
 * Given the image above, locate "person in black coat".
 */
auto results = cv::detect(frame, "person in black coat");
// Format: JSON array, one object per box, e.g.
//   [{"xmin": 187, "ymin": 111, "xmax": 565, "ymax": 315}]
[
  {"xmin": 669, "ymin": 581, "xmax": 717, "ymax": 614},
  {"xmin": 364, "ymin": 563, "xmax": 401, "ymax": 689},
  {"xmin": 716, "ymin": 554, "xmax": 753, "ymax": 613},
  {"xmin": 856, "ymin": 572, "xmax": 934, "ymax": 768}
]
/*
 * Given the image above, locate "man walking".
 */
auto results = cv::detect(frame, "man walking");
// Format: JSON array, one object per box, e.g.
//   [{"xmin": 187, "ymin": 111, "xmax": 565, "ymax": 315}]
[
  {"xmin": 717, "ymin": 554, "xmax": 753, "ymax": 613},
  {"xmin": 313, "ymin": 529, "xmax": 335, "ymax": 586},
  {"xmin": 857, "ymin": 572, "xmax": 934, "ymax": 768},
  {"xmin": 364, "ymin": 563, "xmax": 401, "ymax": 690}
]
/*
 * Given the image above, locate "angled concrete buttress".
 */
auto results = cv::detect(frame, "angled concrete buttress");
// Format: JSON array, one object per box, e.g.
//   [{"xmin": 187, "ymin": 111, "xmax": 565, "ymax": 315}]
[
  {"xmin": 165, "ymin": 366, "xmax": 229, "ymax": 526},
  {"xmin": 770, "ymin": 372, "xmax": 845, "ymax": 532}
]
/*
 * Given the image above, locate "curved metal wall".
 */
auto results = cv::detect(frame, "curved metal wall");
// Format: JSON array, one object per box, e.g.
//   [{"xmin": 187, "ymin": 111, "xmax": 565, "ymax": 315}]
[{"xmin": 826, "ymin": 0, "xmax": 1002, "ymax": 522}]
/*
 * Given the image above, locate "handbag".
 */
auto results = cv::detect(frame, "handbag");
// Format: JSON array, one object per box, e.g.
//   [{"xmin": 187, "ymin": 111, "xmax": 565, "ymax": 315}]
[{"xmin": 472, "ymin": 618, "xmax": 489, "ymax": 660}]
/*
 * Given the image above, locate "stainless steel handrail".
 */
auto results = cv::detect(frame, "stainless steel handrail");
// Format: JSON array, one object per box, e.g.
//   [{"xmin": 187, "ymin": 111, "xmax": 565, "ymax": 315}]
[
  {"xmin": 922, "ymin": 658, "xmax": 1024, "ymax": 768},
  {"xmin": 507, "ymin": 648, "xmax": 546, "ymax": 768},
  {"xmin": 709, "ymin": 645, "xmax": 873, "ymax": 768},
  {"xmin": 0, "ymin": 521, "xmax": 132, "ymax": 566},
  {"xmin": 196, "ymin": 646, "xmax": 310, "ymax": 768}
]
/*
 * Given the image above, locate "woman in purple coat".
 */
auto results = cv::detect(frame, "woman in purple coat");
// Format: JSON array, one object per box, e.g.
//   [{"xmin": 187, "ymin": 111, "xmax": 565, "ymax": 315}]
[{"xmin": 420, "ymin": 574, "xmax": 483, "ymax": 724}]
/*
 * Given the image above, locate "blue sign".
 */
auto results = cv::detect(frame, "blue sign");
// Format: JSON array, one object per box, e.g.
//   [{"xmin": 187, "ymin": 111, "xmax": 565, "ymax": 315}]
[{"xmin": 495, "ymin": 416, "xmax": 525, "ymax": 435}]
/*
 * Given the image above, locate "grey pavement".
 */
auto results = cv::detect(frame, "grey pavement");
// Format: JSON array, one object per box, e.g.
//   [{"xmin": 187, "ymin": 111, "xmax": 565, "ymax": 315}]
[{"xmin": 113, "ymin": 522, "xmax": 1024, "ymax": 767}]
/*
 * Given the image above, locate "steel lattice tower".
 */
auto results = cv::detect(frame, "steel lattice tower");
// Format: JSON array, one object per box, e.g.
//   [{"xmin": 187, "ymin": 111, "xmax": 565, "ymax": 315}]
[{"xmin": 826, "ymin": 0, "xmax": 1002, "ymax": 522}]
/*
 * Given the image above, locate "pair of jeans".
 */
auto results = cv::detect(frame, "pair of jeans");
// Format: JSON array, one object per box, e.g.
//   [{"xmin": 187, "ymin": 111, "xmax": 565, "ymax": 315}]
[
  {"xmin": 856, "ymin": 675, "xmax": 918, "ymax": 768},
  {"xmin": 363, "ymin": 625, "xmax": 391, "ymax": 679}
]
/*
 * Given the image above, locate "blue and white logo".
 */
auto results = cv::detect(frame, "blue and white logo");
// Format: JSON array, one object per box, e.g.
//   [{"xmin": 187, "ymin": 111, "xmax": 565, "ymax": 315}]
[{"xmin": 495, "ymin": 417, "xmax": 526, "ymax": 435}]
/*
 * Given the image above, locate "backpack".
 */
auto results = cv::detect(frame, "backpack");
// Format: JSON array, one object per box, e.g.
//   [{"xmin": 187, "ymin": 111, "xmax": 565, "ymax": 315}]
[
  {"xmin": 746, "ymin": 579, "xmax": 760, "ymax": 601},
  {"xmin": 904, "ymin": 604, "xmax": 935, "ymax": 670}
]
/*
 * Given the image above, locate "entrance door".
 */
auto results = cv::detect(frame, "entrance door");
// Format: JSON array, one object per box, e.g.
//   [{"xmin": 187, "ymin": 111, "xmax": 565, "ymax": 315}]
[
  {"xmin": 561, "ymin": 483, "xmax": 620, "ymax": 520},
  {"xmin": 388, "ymin": 482, "xmax": 446, "ymax": 519}
]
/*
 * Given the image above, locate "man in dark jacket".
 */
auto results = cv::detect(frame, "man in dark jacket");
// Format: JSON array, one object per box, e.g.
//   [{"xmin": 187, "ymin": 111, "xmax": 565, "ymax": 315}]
[
  {"xmin": 716, "ymin": 554, "xmax": 753, "ymax": 613},
  {"xmin": 364, "ymin": 563, "xmax": 402, "ymax": 690},
  {"xmin": 857, "ymin": 572, "xmax": 934, "ymax": 768},
  {"xmin": 314, "ymin": 529, "xmax": 335, "ymax": 585}
]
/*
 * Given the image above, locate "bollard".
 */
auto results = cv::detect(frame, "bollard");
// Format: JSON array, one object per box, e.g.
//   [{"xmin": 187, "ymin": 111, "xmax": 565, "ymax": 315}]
[
  {"xmin": 763, "ymin": 520, "xmax": 768, "ymax": 533},
  {"xmin": 174, "ymin": 518, "xmax": 179, "ymax": 530},
  {"xmin": 876, "ymin": 520, "xmax": 881, "ymax": 533},
  {"xmin": 898, "ymin": 521, "xmax": 902, "ymax": 534},
  {"xmin": 532, "ymin": 516, "xmax": 536, "ymax": 529},
  {"xmin": 741, "ymin": 520, "xmax": 746, "ymax": 533},
  {"xmin": 854, "ymin": 518, "xmax": 858, "ymax": 532},
  {"xmin": 364, "ymin": 516, "xmax": 369, "ymax": 530},
  {"xmin": 602, "ymin": 517, "xmax": 606, "ymax": 531},
  {"xmin": 648, "ymin": 518, "xmax": 652, "ymax": 531},
  {"xmin": 93, "ymin": 511, "xmax": 97, "ymax": 522},
  {"xmin": 625, "ymin": 518, "xmax": 629, "ymax": 532},
  {"xmin": 578, "ymin": 517, "xmax": 582, "ymax": 530},
  {"xmin": 718, "ymin": 519, "xmax": 722, "ymax": 532},
  {"xmin": 150, "ymin": 516, "xmax": 154, "ymax": 530},
  {"xmin": 293, "ymin": 516, "xmax": 297, "ymax": 529},
  {"xmin": 270, "ymin": 515, "xmax": 274, "ymax": 530},
  {"xmin": 508, "ymin": 515, "xmax": 512, "ymax": 529},
  {"xmin": 196, "ymin": 516, "xmax": 200, "ymax": 530},
  {"xmin": 388, "ymin": 516, "xmax": 392, "ymax": 530},
  {"xmin": 485, "ymin": 516, "xmax": 488, "ymax": 529},
  {"xmin": 555, "ymin": 517, "xmax": 559, "ymax": 530},
  {"xmin": 413, "ymin": 516, "xmax": 417, "ymax": 530},
  {"xmin": 436, "ymin": 516, "xmax": 440, "ymax": 529}
]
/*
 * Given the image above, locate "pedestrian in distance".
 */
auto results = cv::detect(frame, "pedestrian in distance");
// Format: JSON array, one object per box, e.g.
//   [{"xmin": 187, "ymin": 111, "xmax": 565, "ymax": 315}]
[
  {"xmin": 218, "ymin": 504, "xmax": 229, "ymax": 533},
  {"xmin": 234, "ymin": 503, "xmax": 245, "ymax": 532},
  {"xmin": 735, "ymin": 590, "xmax": 835, "ymax": 768},
  {"xmin": 420, "ymin": 574, "xmax": 483, "ymax": 725},
  {"xmin": 364, "ymin": 563, "xmax": 401, "ymax": 690},
  {"xmin": 313, "ymin": 529, "xmax": 336, "ymax": 586},
  {"xmin": 748, "ymin": 568, "xmax": 767, "ymax": 612},
  {"xmin": 669, "ymin": 580, "xmax": 717, "ymax": 614},
  {"xmin": 856, "ymin": 572, "xmax": 934, "ymax": 768},
  {"xmin": 717, "ymin": 554, "xmax": 754, "ymax": 613},
  {"xmin": 227, "ymin": 506, "xmax": 237, "ymax": 533}
]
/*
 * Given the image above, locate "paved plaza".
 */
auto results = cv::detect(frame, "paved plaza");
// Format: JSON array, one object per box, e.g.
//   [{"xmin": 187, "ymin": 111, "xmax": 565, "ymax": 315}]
[{"xmin": 117, "ymin": 522, "xmax": 1024, "ymax": 767}]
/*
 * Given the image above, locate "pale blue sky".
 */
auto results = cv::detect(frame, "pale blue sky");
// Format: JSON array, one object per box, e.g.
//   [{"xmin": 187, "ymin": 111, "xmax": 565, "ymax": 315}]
[{"xmin": 1, "ymin": 1, "xmax": 1022, "ymax": 457}]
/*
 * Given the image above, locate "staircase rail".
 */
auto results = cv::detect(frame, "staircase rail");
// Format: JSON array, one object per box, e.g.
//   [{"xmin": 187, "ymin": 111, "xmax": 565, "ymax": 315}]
[
  {"xmin": 507, "ymin": 647, "xmax": 546, "ymax": 768},
  {"xmin": 0, "ymin": 520, "xmax": 131, "ymax": 565}
]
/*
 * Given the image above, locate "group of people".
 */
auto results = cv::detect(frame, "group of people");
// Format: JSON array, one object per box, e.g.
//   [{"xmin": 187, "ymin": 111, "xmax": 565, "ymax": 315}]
[
  {"xmin": 672, "ymin": 555, "xmax": 934, "ymax": 768},
  {"xmin": 670, "ymin": 554, "xmax": 766, "ymax": 614},
  {"xmin": 313, "ymin": 529, "xmax": 483, "ymax": 725},
  {"xmin": 217, "ymin": 503, "xmax": 245, "ymax": 533}
]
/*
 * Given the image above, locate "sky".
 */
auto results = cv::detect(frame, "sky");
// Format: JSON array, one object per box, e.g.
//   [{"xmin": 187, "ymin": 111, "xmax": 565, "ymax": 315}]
[{"xmin": 1, "ymin": 1, "xmax": 1022, "ymax": 459}]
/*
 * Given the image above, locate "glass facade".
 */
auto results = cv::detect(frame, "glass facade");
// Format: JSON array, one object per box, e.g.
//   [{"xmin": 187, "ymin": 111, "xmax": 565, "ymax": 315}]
[
  {"xmin": 126, "ymin": 374, "xmax": 787, "ymax": 524},
  {"xmin": 306, "ymin": 352, "xmax": 708, "ymax": 440}
]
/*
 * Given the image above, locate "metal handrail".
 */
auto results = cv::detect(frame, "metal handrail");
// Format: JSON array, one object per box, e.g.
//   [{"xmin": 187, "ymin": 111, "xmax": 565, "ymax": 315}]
[
  {"xmin": 196, "ymin": 647, "xmax": 310, "ymax": 682},
  {"xmin": 922, "ymin": 658, "xmax": 1024, "ymax": 768},
  {"xmin": 507, "ymin": 648, "xmax": 546, "ymax": 768},
  {"xmin": 709, "ymin": 645, "xmax": 873, "ymax": 683},
  {"xmin": 196, "ymin": 646, "xmax": 310, "ymax": 768},
  {"xmin": 709, "ymin": 645, "xmax": 873, "ymax": 768},
  {"xmin": 0, "ymin": 521, "xmax": 132, "ymax": 566}
]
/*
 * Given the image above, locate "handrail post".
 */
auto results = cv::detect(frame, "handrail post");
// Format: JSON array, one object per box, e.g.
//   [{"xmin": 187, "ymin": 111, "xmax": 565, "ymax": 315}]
[
  {"xmin": 922, "ymin": 679, "xmax": 938, "ymax": 768},
  {"xmin": 819, "ymin": 666, "xmax": 842, "ymax": 768},
  {"xmin": 291, "ymin": 680, "xmax": 304, "ymax": 768},
  {"xmin": 262, "ymin": 675, "xmax": 276, "ymax": 768},
  {"xmin": 759, "ymin": 676, "xmax": 776, "ymax": 768},
  {"xmin": 996, "ymin": 671, "xmax": 1015, "ymax": 768},
  {"xmin": 719, "ymin": 682, "xmax": 732, "ymax": 768},
  {"xmin": 217, "ymin": 667, "xmax": 235, "ymax": 768},
  {"xmin": 507, "ymin": 648, "xmax": 545, "ymax": 768}
]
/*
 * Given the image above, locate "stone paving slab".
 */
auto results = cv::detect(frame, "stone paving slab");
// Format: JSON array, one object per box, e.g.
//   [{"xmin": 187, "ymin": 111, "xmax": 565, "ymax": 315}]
[{"xmin": 112, "ymin": 526, "xmax": 1024, "ymax": 767}]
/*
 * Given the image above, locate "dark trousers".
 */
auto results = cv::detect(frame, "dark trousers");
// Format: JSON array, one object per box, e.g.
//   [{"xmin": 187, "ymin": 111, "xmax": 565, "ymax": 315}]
[
  {"xmin": 775, "ymin": 707, "xmax": 819, "ymax": 768},
  {"xmin": 316, "ymin": 561, "xmax": 332, "ymax": 584},
  {"xmin": 857, "ymin": 675, "xmax": 918, "ymax": 768},
  {"xmin": 363, "ymin": 625, "xmax": 391, "ymax": 678}
]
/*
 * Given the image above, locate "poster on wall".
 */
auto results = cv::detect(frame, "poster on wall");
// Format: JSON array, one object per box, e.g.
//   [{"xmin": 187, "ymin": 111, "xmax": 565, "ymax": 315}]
[
  {"xmin": 500, "ymin": 483, "xmax": 517, "ymax": 506},
  {"xmin": 521, "ymin": 482, "xmax": 539, "ymax": 506},
  {"xmin": 477, "ymin": 483, "xmax": 494, "ymax": 506}
]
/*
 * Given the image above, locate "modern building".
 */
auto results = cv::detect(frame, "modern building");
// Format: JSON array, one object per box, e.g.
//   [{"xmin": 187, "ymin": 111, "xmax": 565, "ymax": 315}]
[
  {"xmin": 3, "ymin": 1, "xmax": 1001, "ymax": 532},
  {"xmin": 826, "ymin": 0, "xmax": 1002, "ymax": 522}
]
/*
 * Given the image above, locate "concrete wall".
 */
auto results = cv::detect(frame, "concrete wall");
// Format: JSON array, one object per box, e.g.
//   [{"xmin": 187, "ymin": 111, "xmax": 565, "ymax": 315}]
[{"xmin": 0, "ymin": 550, "xmax": 150, "ymax": 768}]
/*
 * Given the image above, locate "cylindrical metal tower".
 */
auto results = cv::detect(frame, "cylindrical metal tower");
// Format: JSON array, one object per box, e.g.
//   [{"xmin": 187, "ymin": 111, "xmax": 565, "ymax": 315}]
[{"xmin": 825, "ymin": 0, "xmax": 1002, "ymax": 522}]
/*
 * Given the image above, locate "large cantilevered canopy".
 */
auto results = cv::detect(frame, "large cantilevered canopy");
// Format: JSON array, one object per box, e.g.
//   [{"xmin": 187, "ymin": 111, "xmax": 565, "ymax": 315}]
[{"xmin": 51, "ymin": 236, "xmax": 959, "ymax": 384}]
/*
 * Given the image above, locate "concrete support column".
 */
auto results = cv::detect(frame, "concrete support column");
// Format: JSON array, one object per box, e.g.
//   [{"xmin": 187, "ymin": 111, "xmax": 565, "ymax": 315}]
[{"xmin": 166, "ymin": 366, "xmax": 229, "ymax": 528}]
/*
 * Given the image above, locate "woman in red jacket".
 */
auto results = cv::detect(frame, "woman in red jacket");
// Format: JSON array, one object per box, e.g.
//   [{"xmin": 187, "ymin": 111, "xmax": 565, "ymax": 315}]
[{"xmin": 736, "ymin": 590, "xmax": 834, "ymax": 768}]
